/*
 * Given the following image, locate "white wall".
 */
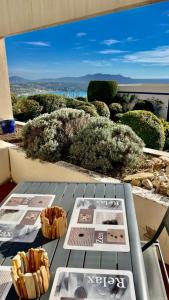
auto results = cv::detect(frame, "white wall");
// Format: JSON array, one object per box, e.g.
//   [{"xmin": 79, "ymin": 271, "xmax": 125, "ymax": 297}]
[
  {"xmin": 0, "ymin": 141, "xmax": 13, "ymax": 184},
  {"xmin": 9, "ymin": 147, "xmax": 98, "ymax": 183},
  {"xmin": 0, "ymin": 39, "xmax": 13, "ymax": 120},
  {"xmin": 118, "ymin": 84, "xmax": 169, "ymax": 119}
]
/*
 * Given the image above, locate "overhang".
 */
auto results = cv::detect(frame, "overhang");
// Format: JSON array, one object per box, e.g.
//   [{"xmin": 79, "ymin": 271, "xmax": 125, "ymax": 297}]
[{"xmin": 0, "ymin": 0, "xmax": 166, "ymax": 37}]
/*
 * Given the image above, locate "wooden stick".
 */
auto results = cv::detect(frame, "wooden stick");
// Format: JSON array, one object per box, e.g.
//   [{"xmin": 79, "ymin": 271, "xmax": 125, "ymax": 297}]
[
  {"xmin": 37, "ymin": 269, "xmax": 44, "ymax": 294},
  {"xmin": 40, "ymin": 206, "xmax": 67, "ymax": 239},
  {"xmin": 33, "ymin": 272, "xmax": 41, "ymax": 298},
  {"xmin": 19, "ymin": 251, "xmax": 29, "ymax": 273},
  {"xmin": 12, "ymin": 254, "xmax": 21, "ymax": 270},
  {"xmin": 40, "ymin": 266, "xmax": 49, "ymax": 292},
  {"xmin": 11, "ymin": 267, "xmax": 20, "ymax": 297},
  {"xmin": 29, "ymin": 249, "xmax": 35, "ymax": 273},
  {"xmin": 19, "ymin": 274, "xmax": 28, "ymax": 299},
  {"xmin": 11, "ymin": 248, "xmax": 50, "ymax": 299},
  {"xmin": 24, "ymin": 273, "xmax": 37, "ymax": 299}
]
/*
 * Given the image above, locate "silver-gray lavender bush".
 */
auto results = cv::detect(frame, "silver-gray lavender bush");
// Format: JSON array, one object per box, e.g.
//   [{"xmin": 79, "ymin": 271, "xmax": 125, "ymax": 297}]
[
  {"xmin": 69, "ymin": 117, "xmax": 144, "ymax": 173},
  {"xmin": 22, "ymin": 108, "xmax": 90, "ymax": 162}
]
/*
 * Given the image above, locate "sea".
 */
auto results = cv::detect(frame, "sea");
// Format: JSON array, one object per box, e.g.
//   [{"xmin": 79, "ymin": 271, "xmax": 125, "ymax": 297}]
[
  {"xmin": 49, "ymin": 90, "xmax": 87, "ymax": 98},
  {"xmin": 19, "ymin": 90, "xmax": 87, "ymax": 98}
]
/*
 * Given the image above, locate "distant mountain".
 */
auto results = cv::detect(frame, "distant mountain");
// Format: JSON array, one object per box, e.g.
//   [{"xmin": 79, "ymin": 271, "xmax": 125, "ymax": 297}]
[
  {"xmin": 10, "ymin": 76, "xmax": 31, "ymax": 84},
  {"xmin": 37, "ymin": 73, "xmax": 133, "ymax": 84},
  {"xmin": 84, "ymin": 73, "xmax": 132, "ymax": 82},
  {"xmin": 9, "ymin": 74, "xmax": 169, "ymax": 85}
]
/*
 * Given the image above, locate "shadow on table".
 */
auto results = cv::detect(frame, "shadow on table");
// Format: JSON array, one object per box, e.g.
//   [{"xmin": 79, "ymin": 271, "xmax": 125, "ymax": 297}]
[{"xmin": 0, "ymin": 230, "xmax": 46, "ymax": 261}]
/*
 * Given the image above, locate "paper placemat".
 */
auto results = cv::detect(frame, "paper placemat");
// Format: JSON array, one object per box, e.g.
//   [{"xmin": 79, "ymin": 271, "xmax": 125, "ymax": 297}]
[
  {"xmin": 0, "ymin": 194, "xmax": 55, "ymax": 242},
  {"xmin": 49, "ymin": 267, "xmax": 136, "ymax": 300},
  {"xmin": 64, "ymin": 198, "xmax": 130, "ymax": 252}
]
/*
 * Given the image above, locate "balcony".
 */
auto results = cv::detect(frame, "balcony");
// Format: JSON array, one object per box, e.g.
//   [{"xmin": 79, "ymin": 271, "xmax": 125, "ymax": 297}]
[
  {"xmin": 0, "ymin": 1, "xmax": 169, "ymax": 299},
  {"xmin": 0, "ymin": 135, "xmax": 169, "ymax": 298}
]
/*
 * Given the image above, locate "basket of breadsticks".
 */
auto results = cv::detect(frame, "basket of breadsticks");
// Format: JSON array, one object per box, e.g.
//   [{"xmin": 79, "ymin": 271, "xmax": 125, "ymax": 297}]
[
  {"xmin": 40, "ymin": 206, "xmax": 67, "ymax": 239},
  {"xmin": 11, "ymin": 248, "xmax": 50, "ymax": 299}
]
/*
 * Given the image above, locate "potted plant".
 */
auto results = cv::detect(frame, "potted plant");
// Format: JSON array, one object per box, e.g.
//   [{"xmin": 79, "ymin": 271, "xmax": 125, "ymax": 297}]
[{"xmin": 0, "ymin": 119, "xmax": 15, "ymax": 134}]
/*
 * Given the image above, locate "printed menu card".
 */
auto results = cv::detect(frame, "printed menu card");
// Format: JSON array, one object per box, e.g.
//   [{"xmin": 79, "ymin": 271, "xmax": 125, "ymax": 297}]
[
  {"xmin": 0, "ymin": 193, "xmax": 55, "ymax": 242},
  {"xmin": 49, "ymin": 268, "xmax": 136, "ymax": 300},
  {"xmin": 64, "ymin": 198, "xmax": 130, "ymax": 252}
]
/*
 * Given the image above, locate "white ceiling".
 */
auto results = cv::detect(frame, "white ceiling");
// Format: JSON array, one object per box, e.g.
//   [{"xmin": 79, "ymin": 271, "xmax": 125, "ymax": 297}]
[{"xmin": 0, "ymin": 0, "xmax": 166, "ymax": 38}]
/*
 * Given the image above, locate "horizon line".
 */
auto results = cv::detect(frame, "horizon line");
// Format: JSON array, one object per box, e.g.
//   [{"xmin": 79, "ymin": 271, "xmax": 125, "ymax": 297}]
[{"xmin": 9, "ymin": 73, "xmax": 169, "ymax": 81}]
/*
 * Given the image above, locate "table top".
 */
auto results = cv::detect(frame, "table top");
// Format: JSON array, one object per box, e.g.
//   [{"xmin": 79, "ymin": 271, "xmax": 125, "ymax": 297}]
[{"xmin": 0, "ymin": 181, "xmax": 149, "ymax": 300}]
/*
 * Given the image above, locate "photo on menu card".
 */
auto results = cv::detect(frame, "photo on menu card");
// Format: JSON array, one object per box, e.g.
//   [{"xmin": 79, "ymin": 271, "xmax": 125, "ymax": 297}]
[
  {"xmin": 0, "ymin": 209, "xmax": 25, "ymax": 224},
  {"xmin": 64, "ymin": 198, "xmax": 130, "ymax": 252},
  {"xmin": 49, "ymin": 268, "xmax": 136, "ymax": 300},
  {"xmin": 0, "ymin": 207, "xmax": 41, "ymax": 242}
]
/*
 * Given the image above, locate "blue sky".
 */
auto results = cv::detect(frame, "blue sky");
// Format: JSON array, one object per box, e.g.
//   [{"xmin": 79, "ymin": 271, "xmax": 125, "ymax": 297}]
[{"xmin": 5, "ymin": 1, "xmax": 169, "ymax": 79}]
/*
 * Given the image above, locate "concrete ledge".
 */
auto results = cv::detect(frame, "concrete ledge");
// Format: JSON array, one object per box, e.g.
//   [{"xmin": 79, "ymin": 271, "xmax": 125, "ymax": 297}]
[
  {"xmin": 9, "ymin": 146, "xmax": 110, "ymax": 183},
  {"xmin": 144, "ymin": 147, "xmax": 169, "ymax": 157},
  {"xmin": 0, "ymin": 140, "xmax": 14, "ymax": 184},
  {"xmin": 8, "ymin": 145, "xmax": 120, "ymax": 184},
  {"xmin": 15, "ymin": 121, "xmax": 26, "ymax": 127}
]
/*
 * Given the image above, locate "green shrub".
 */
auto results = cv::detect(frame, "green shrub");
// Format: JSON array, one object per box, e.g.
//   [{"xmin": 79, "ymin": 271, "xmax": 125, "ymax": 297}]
[
  {"xmin": 161, "ymin": 119, "xmax": 169, "ymax": 150},
  {"xmin": 133, "ymin": 98, "xmax": 163, "ymax": 117},
  {"xmin": 47, "ymin": 97, "xmax": 67, "ymax": 112},
  {"xmin": 65, "ymin": 99, "xmax": 98, "ymax": 116},
  {"xmin": 109, "ymin": 103, "xmax": 123, "ymax": 119},
  {"xmin": 11, "ymin": 93, "xmax": 18, "ymax": 106},
  {"xmin": 120, "ymin": 110, "xmax": 165, "ymax": 150},
  {"xmin": 69, "ymin": 117, "xmax": 144, "ymax": 173},
  {"xmin": 78, "ymin": 105, "xmax": 98, "ymax": 117},
  {"xmin": 113, "ymin": 113, "xmax": 124, "ymax": 122},
  {"xmin": 87, "ymin": 80, "xmax": 118, "ymax": 105},
  {"xmin": 133, "ymin": 100, "xmax": 155, "ymax": 113},
  {"xmin": 113, "ymin": 93, "xmax": 138, "ymax": 112},
  {"xmin": 92, "ymin": 101, "xmax": 110, "ymax": 118},
  {"xmin": 28, "ymin": 94, "xmax": 67, "ymax": 113},
  {"xmin": 151, "ymin": 98, "xmax": 163, "ymax": 117},
  {"xmin": 66, "ymin": 99, "xmax": 93, "ymax": 109},
  {"xmin": 76, "ymin": 96, "xmax": 88, "ymax": 102},
  {"xmin": 22, "ymin": 108, "xmax": 90, "ymax": 162},
  {"xmin": 13, "ymin": 98, "xmax": 43, "ymax": 121}
]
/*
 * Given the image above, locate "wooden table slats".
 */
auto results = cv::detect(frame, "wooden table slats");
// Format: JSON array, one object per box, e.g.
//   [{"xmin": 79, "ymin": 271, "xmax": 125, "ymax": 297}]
[{"xmin": 0, "ymin": 182, "xmax": 149, "ymax": 300}]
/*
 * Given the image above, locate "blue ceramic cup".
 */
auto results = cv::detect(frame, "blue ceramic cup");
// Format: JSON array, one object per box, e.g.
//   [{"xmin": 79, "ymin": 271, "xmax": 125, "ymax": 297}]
[{"xmin": 1, "ymin": 119, "xmax": 15, "ymax": 134}]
